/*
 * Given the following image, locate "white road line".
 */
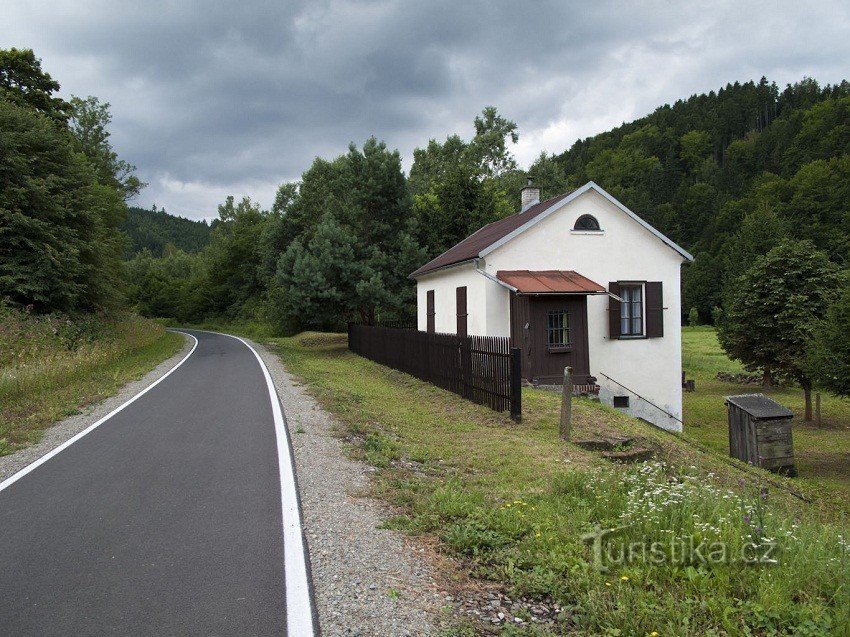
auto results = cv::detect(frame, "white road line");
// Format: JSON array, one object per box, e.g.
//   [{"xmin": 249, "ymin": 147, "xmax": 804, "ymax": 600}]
[
  {"xmin": 219, "ymin": 333, "xmax": 317, "ymax": 637},
  {"xmin": 0, "ymin": 333, "xmax": 199, "ymax": 494}
]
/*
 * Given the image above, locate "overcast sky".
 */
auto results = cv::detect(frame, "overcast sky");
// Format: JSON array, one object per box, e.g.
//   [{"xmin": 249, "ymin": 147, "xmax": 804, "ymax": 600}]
[{"xmin": 2, "ymin": 1, "xmax": 848, "ymax": 220}]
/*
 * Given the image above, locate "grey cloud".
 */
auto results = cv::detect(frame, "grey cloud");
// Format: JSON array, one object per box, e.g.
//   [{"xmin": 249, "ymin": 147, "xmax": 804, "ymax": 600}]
[{"xmin": 2, "ymin": 0, "xmax": 848, "ymax": 219}]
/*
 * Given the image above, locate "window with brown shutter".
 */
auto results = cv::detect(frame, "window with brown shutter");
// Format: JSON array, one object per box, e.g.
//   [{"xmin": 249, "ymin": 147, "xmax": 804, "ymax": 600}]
[
  {"xmin": 456, "ymin": 286, "xmax": 468, "ymax": 337},
  {"xmin": 619, "ymin": 284, "xmax": 644, "ymax": 336},
  {"xmin": 426, "ymin": 290, "xmax": 435, "ymax": 333},
  {"xmin": 645, "ymin": 281, "xmax": 664, "ymax": 337}
]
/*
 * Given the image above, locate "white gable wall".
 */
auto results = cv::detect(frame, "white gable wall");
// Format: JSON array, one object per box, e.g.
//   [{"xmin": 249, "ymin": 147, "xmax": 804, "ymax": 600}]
[{"xmin": 481, "ymin": 188, "xmax": 685, "ymax": 431}]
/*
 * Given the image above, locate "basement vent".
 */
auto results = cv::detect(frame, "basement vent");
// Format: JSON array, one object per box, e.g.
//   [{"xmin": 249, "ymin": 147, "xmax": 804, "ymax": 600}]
[{"xmin": 613, "ymin": 395, "xmax": 630, "ymax": 409}]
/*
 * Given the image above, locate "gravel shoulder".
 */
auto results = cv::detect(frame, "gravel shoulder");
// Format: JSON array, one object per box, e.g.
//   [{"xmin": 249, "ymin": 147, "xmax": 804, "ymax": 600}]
[
  {"xmin": 251, "ymin": 339, "xmax": 446, "ymax": 637},
  {"xmin": 0, "ymin": 332, "xmax": 194, "ymax": 483}
]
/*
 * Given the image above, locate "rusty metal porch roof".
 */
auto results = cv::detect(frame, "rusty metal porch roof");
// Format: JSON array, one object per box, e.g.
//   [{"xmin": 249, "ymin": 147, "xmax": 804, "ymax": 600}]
[{"xmin": 496, "ymin": 270, "xmax": 606, "ymax": 294}]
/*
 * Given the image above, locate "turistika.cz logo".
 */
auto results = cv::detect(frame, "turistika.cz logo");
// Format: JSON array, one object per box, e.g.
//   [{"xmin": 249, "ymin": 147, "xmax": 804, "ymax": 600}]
[{"xmin": 581, "ymin": 524, "xmax": 779, "ymax": 572}]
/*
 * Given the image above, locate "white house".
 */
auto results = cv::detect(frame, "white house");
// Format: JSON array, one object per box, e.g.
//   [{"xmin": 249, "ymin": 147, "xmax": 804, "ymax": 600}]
[{"xmin": 410, "ymin": 181, "xmax": 693, "ymax": 431}]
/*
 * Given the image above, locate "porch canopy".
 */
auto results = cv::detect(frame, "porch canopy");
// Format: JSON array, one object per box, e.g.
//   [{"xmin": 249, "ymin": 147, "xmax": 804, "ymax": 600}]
[{"xmin": 496, "ymin": 270, "xmax": 606, "ymax": 295}]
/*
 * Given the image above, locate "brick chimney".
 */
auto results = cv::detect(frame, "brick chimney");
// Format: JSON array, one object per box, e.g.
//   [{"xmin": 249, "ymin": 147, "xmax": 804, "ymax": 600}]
[{"xmin": 520, "ymin": 177, "xmax": 540, "ymax": 212}]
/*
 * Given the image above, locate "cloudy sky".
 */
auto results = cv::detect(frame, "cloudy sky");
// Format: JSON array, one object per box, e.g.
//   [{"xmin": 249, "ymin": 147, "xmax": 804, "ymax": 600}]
[{"xmin": 2, "ymin": 1, "xmax": 848, "ymax": 220}]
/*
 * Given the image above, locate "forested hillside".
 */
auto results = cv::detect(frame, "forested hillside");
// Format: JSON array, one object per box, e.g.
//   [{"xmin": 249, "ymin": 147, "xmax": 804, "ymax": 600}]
[
  {"xmin": 122, "ymin": 206, "xmax": 213, "ymax": 257},
  {"xmin": 528, "ymin": 78, "xmax": 850, "ymax": 321}
]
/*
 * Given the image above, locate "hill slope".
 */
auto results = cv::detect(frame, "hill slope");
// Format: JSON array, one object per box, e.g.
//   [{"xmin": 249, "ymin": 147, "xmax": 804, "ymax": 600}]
[
  {"xmin": 529, "ymin": 77, "xmax": 850, "ymax": 320},
  {"xmin": 121, "ymin": 206, "xmax": 213, "ymax": 257}
]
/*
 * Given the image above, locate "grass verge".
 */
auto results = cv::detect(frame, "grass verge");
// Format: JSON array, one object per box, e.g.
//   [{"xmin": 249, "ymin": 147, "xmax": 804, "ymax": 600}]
[
  {"xmin": 270, "ymin": 332, "xmax": 849, "ymax": 636},
  {"xmin": 682, "ymin": 326, "xmax": 850, "ymax": 515},
  {"xmin": 0, "ymin": 307, "xmax": 183, "ymax": 455}
]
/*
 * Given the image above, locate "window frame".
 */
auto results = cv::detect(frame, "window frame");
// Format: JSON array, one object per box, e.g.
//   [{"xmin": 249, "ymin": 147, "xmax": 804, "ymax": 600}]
[
  {"xmin": 572, "ymin": 214, "xmax": 603, "ymax": 233},
  {"xmin": 546, "ymin": 309, "xmax": 572, "ymax": 351},
  {"xmin": 618, "ymin": 282, "xmax": 645, "ymax": 338}
]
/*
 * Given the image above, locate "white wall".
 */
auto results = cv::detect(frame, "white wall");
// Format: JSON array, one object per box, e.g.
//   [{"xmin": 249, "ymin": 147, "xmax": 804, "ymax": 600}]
[
  {"xmin": 416, "ymin": 262, "xmax": 490, "ymax": 335},
  {"xmin": 480, "ymin": 188, "xmax": 686, "ymax": 431}
]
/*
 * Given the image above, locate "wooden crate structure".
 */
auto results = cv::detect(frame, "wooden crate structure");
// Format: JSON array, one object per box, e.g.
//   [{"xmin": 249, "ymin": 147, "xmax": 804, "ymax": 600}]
[{"xmin": 725, "ymin": 394, "xmax": 796, "ymax": 477}]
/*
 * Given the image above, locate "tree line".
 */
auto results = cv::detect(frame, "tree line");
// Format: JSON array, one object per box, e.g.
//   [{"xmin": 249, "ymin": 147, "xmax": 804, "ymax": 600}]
[
  {"xmin": 122, "ymin": 206, "xmax": 214, "ymax": 258},
  {"xmin": 124, "ymin": 107, "xmax": 524, "ymax": 331}
]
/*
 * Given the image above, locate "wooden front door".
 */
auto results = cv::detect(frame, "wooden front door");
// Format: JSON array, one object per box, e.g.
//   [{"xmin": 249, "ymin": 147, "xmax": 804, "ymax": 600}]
[{"xmin": 528, "ymin": 296, "xmax": 590, "ymax": 384}]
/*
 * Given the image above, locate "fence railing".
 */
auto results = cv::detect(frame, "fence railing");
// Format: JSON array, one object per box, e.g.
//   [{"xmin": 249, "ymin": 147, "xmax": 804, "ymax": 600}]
[{"xmin": 348, "ymin": 324, "xmax": 521, "ymax": 421}]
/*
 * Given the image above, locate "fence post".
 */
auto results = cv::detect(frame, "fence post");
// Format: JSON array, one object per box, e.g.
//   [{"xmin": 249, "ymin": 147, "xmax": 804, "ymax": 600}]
[
  {"xmin": 510, "ymin": 347, "xmax": 522, "ymax": 422},
  {"xmin": 560, "ymin": 366, "xmax": 572, "ymax": 441}
]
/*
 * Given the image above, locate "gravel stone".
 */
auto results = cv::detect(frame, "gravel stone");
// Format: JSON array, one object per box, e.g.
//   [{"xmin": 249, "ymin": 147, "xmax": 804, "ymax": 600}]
[
  {"xmin": 0, "ymin": 332, "xmax": 194, "ymax": 483},
  {"xmin": 251, "ymin": 340, "xmax": 444, "ymax": 636}
]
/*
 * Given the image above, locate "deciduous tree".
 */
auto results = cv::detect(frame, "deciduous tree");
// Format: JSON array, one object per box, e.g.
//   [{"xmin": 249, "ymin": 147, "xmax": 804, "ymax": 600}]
[
  {"xmin": 0, "ymin": 98, "xmax": 125, "ymax": 312},
  {"xmin": 69, "ymin": 96, "xmax": 145, "ymax": 200},
  {"xmin": 718, "ymin": 241, "xmax": 841, "ymax": 420},
  {"xmin": 0, "ymin": 48, "xmax": 70, "ymax": 122},
  {"xmin": 807, "ymin": 279, "xmax": 850, "ymax": 397}
]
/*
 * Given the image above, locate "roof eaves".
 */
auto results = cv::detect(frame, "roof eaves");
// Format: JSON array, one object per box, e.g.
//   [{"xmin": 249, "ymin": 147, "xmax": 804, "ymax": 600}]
[
  {"xmin": 409, "ymin": 257, "xmax": 476, "ymax": 280},
  {"xmin": 476, "ymin": 265, "xmax": 517, "ymax": 291}
]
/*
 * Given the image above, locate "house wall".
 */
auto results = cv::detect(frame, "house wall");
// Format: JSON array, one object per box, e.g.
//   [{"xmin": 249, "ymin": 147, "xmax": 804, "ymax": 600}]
[
  {"xmin": 416, "ymin": 262, "xmax": 492, "ymax": 335},
  {"xmin": 480, "ymin": 188, "xmax": 685, "ymax": 431}
]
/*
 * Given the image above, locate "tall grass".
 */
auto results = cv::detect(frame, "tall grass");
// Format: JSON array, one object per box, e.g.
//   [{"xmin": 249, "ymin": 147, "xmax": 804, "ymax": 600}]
[
  {"xmin": 419, "ymin": 464, "xmax": 850, "ymax": 635},
  {"xmin": 0, "ymin": 305, "xmax": 182, "ymax": 455}
]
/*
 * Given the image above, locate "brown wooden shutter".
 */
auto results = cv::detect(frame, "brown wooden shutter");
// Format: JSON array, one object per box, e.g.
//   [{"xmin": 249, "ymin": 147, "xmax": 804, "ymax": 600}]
[
  {"xmin": 456, "ymin": 286, "xmax": 468, "ymax": 337},
  {"xmin": 426, "ymin": 290, "xmax": 435, "ymax": 333},
  {"xmin": 608, "ymin": 282, "xmax": 621, "ymax": 339},
  {"xmin": 645, "ymin": 281, "xmax": 664, "ymax": 338}
]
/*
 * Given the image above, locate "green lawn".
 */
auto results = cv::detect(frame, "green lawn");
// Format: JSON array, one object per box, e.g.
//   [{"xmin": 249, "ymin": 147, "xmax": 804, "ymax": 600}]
[
  {"xmin": 271, "ymin": 332, "xmax": 850, "ymax": 637},
  {"xmin": 682, "ymin": 326, "xmax": 850, "ymax": 513}
]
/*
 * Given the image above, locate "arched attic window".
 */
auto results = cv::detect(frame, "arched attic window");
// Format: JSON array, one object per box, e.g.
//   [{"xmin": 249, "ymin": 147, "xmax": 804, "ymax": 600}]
[{"xmin": 574, "ymin": 214, "xmax": 601, "ymax": 231}]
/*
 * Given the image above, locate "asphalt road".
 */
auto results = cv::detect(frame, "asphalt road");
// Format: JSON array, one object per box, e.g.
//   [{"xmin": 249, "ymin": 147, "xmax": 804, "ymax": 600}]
[{"xmin": 0, "ymin": 330, "xmax": 311, "ymax": 636}]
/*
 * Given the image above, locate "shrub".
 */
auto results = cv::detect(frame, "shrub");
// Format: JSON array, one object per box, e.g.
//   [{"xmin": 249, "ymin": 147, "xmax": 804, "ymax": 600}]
[{"xmin": 688, "ymin": 306, "xmax": 700, "ymax": 327}]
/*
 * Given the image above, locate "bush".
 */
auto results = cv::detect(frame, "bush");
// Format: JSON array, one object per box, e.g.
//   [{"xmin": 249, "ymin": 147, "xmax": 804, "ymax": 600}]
[
  {"xmin": 688, "ymin": 306, "xmax": 700, "ymax": 327},
  {"xmin": 711, "ymin": 305, "xmax": 723, "ymax": 326}
]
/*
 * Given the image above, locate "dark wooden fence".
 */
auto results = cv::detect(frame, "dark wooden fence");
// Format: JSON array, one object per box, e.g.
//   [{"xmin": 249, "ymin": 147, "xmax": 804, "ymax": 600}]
[{"xmin": 348, "ymin": 324, "xmax": 521, "ymax": 421}]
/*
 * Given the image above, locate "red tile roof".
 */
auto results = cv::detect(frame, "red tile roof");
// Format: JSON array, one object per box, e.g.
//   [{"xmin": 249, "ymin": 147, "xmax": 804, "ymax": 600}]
[
  {"xmin": 496, "ymin": 270, "xmax": 606, "ymax": 294},
  {"xmin": 410, "ymin": 191, "xmax": 574, "ymax": 278}
]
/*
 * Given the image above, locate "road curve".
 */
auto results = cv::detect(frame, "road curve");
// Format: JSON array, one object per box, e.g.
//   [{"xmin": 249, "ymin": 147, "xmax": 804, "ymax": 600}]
[{"xmin": 0, "ymin": 330, "xmax": 314, "ymax": 636}]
